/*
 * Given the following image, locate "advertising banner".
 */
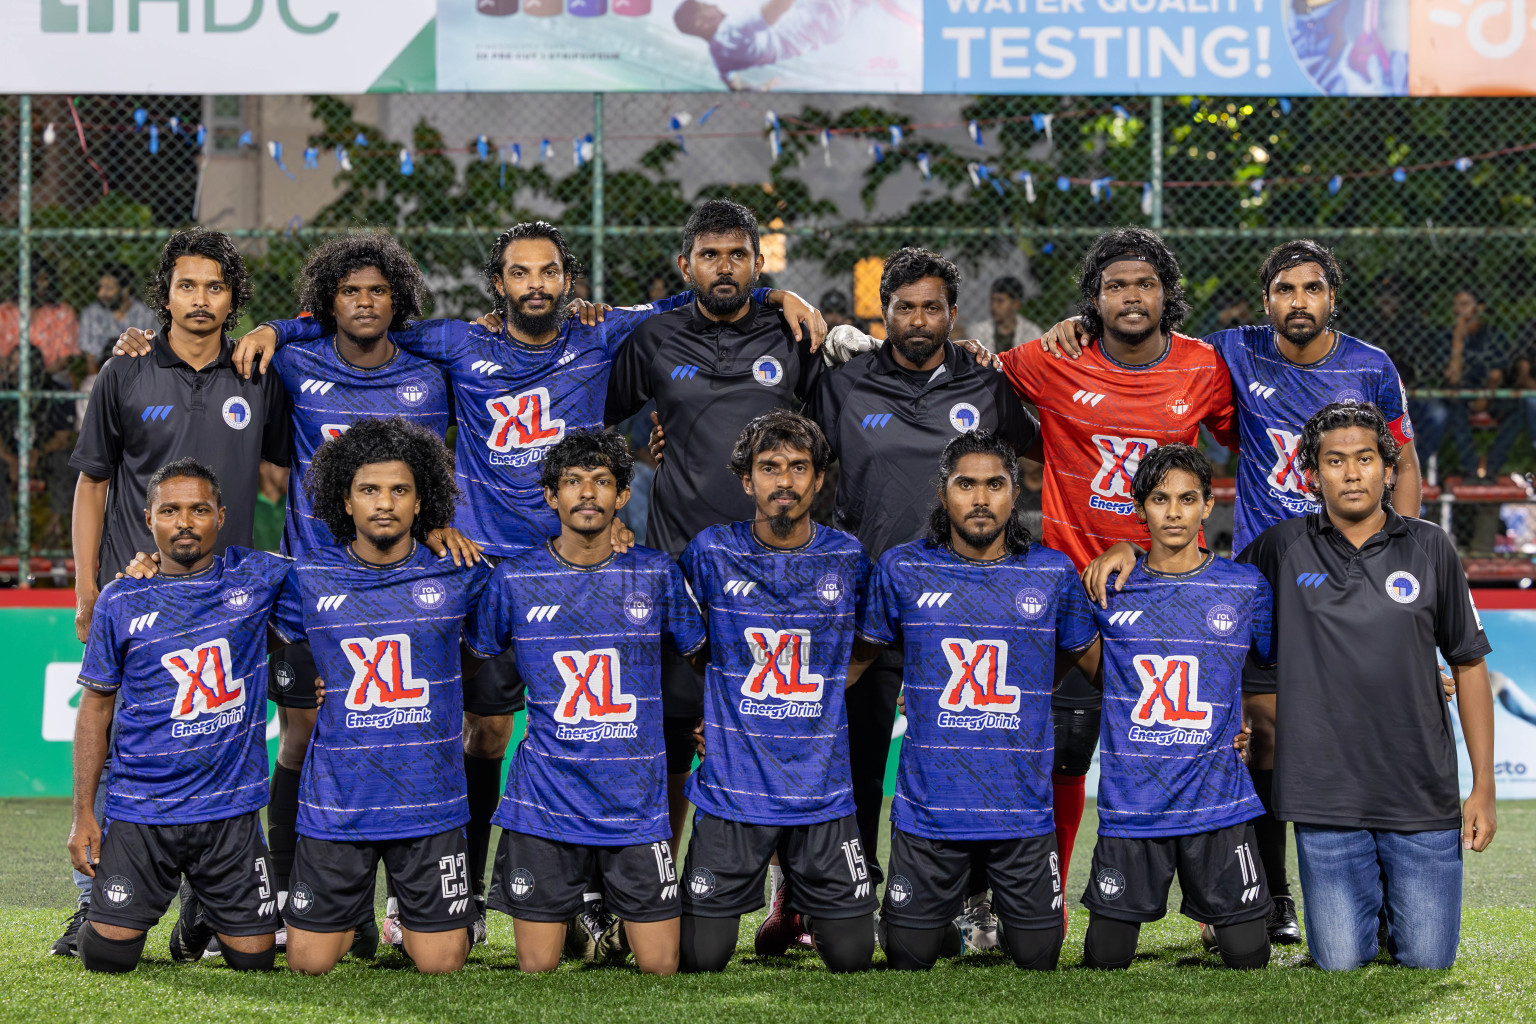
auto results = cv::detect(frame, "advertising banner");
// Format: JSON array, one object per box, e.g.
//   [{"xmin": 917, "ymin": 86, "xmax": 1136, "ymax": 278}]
[{"xmin": 1410, "ymin": 0, "xmax": 1536, "ymax": 96}]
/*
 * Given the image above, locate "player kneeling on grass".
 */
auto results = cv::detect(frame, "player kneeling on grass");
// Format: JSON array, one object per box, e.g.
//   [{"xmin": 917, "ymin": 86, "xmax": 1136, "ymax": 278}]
[
  {"xmin": 70, "ymin": 459, "xmax": 293, "ymax": 974},
  {"xmin": 675, "ymin": 411, "xmax": 878, "ymax": 973},
  {"xmin": 1238, "ymin": 402, "xmax": 1497, "ymax": 971},
  {"xmin": 269, "ymin": 417, "xmax": 492, "ymax": 975},
  {"xmin": 856, "ymin": 430, "xmax": 1099, "ymax": 971},
  {"xmin": 463, "ymin": 430, "xmax": 706, "ymax": 975},
  {"xmin": 1079, "ymin": 443, "xmax": 1273, "ymax": 971}
]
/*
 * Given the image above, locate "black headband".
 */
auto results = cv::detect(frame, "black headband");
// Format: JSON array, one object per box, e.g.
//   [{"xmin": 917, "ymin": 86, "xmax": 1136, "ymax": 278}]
[{"xmin": 1094, "ymin": 251, "xmax": 1155, "ymax": 274}]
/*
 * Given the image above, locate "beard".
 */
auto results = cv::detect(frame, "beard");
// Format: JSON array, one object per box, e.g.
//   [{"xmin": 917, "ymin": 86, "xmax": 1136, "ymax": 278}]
[
  {"xmin": 167, "ymin": 533, "xmax": 205, "ymax": 568},
  {"xmin": 886, "ymin": 323, "xmax": 946, "ymax": 367},
  {"xmin": 1277, "ymin": 311, "xmax": 1325, "ymax": 345},
  {"xmin": 358, "ymin": 521, "xmax": 409, "ymax": 551},
  {"xmin": 953, "ymin": 512, "xmax": 1005, "ymax": 551},
  {"xmin": 695, "ymin": 274, "xmax": 755, "ymax": 318},
  {"xmin": 1106, "ymin": 308, "xmax": 1158, "ymax": 345},
  {"xmin": 506, "ymin": 290, "xmax": 571, "ymax": 337},
  {"xmin": 569, "ymin": 506, "xmax": 608, "ymax": 537}
]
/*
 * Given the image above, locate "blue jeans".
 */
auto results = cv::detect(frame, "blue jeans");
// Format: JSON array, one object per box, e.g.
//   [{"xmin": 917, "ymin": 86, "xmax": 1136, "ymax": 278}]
[
  {"xmin": 1410, "ymin": 398, "xmax": 1478, "ymax": 476},
  {"xmin": 1485, "ymin": 397, "xmax": 1536, "ymax": 476},
  {"xmin": 1294, "ymin": 825, "xmax": 1462, "ymax": 970}
]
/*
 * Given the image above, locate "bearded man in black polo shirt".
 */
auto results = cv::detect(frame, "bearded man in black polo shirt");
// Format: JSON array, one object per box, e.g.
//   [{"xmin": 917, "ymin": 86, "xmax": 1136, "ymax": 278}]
[{"xmin": 1238, "ymin": 402, "xmax": 1495, "ymax": 971}]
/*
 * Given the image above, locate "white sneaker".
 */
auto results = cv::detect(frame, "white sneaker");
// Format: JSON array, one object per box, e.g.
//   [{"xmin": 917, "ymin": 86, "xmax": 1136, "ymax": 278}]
[
  {"xmin": 381, "ymin": 896, "xmax": 405, "ymax": 948},
  {"xmin": 954, "ymin": 891, "xmax": 999, "ymax": 953}
]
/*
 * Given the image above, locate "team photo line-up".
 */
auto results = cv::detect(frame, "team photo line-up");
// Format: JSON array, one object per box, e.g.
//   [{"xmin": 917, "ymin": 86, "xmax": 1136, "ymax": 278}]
[{"xmin": 55, "ymin": 199, "xmax": 1495, "ymax": 979}]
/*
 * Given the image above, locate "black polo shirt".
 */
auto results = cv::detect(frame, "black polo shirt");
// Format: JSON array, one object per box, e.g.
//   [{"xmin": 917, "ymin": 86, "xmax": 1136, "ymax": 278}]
[
  {"xmin": 606, "ymin": 299, "xmax": 822, "ymax": 557},
  {"xmin": 804, "ymin": 339, "xmax": 1039, "ymax": 559},
  {"xmin": 71, "ymin": 334, "xmax": 290, "ymax": 587},
  {"xmin": 1238, "ymin": 508, "xmax": 1491, "ymax": 832}
]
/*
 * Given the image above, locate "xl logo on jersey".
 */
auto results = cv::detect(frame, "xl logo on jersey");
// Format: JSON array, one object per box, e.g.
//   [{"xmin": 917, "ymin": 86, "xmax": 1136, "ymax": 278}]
[
  {"xmin": 1265, "ymin": 428, "xmax": 1309, "ymax": 496},
  {"xmin": 320, "ymin": 424, "xmax": 349, "ymax": 441},
  {"xmin": 486, "ymin": 388, "xmax": 566, "ymax": 453},
  {"xmin": 939, "ymin": 638, "xmax": 1018, "ymax": 714},
  {"xmin": 742, "ymin": 628, "xmax": 826, "ymax": 704},
  {"xmin": 1131, "ymin": 655, "xmax": 1212, "ymax": 732},
  {"xmin": 553, "ymin": 648, "xmax": 636, "ymax": 724},
  {"xmin": 341, "ymin": 634, "xmax": 429, "ymax": 712},
  {"xmin": 1090, "ymin": 435, "xmax": 1155, "ymax": 511},
  {"xmin": 163, "ymin": 639, "xmax": 245, "ymax": 722}
]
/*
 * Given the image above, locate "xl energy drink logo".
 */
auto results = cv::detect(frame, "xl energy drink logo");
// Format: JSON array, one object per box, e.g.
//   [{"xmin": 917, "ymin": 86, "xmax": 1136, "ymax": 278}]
[{"xmin": 40, "ymin": 0, "xmax": 339, "ymax": 34}]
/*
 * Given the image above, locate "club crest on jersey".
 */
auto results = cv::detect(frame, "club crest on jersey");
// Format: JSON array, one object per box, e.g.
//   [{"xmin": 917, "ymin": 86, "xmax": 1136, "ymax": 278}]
[
  {"xmin": 752, "ymin": 356, "xmax": 784, "ymax": 387},
  {"xmin": 815, "ymin": 573, "xmax": 844, "ymax": 605},
  {"xmin": 938, "ymin": 638, "xmax": 1020, "ymax": 728},
  {"xmin": 222, "ymin": 587, "xmax": 254, "ymax": 612},
  {"xmin": 553, "ymin": 648, "xmax": 637, "ymax": 732},
  {"xmin": 411, "ymin": 579, "xmax": 447, "ymax": 611},
  {"xmin": 396, "ymin": 378, "xmax": 430, "ymax": 406},
  {"xmin": 949, "ymin": 402, "xmax": 980, "ymax": 432},
  {"xmin": 100, "ymin": 875, "xmax": 134, "ymax": 908},
  {"xmin": 221, "ymin": 396, "xmax": 251, "ymax": 430},
  {"xmin": 486, "ymin": 387, "xmax": 566, "ymax": 456},
  {"xmin": 1130, "ymin": 655, "xmax": 1212, "ymax": 736},
  {"xmin": 1089, "ymin": 434, "xmax": 1155, "ymax": 514},
  {"xmin": 1096, "ymin": 867, "xmax": 1126, "ymax": 901},
  {"xmin": 507, "ymin": 868, "xmax": 535, "ymax": 901},
  {"xmin": 1336, "ymin": 388, "xmax": 1366, "ymax": 404},
  {"xmin": 886, "ymin": 874, "xmax": 913, "ymax": 907},
  {"xmin": 341, "ymin": 634, "xmax": 430, "ymax": 716},
  {"xmin": 742, "ymin": 628, "xmax": 827, "ymax": 707},
  {"xmin": 1205, "ymin": 603, "xmax": 1239, "ymax": 637},
  {"xmin": 1166, "ymin": 391, "xmax": 1192, "ymax": 418},
  {"xmin": 1385, "ymin": 571, "xmax": 1420, "ymax": 604},
  {"xmin": 1014, "ymin": 587, "xmax": 1049, "ymax": 621},
  {"xmin": 163, "ymin": 639, "xmax": 246, "ymax": 730},
  {"xmin": 623, "ymin": 591, "xmax": 654, "ymax": 626}
]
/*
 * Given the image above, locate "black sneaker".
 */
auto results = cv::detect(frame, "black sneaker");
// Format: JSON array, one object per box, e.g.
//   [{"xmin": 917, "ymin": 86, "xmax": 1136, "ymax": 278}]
[
  {"xmin": 348, "ymin": 917, "xmax": 380, "ymax": 960},
  {"xmin": 168, "ymin": 881, "xmax": 215, "ymax": 963},
  {"xmin": 1267, "ymin": 895, "xmax": 1301, "ymax": 945},
  {"xmin": 50, "ymin": 902, "xmax": 90, "ymax": 957}
]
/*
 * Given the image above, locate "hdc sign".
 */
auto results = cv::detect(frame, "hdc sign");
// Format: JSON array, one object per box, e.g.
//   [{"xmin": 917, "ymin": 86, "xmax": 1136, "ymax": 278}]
[{"xmin": 39, "ymin": 0, "xmax": 338, "ymax": 34}]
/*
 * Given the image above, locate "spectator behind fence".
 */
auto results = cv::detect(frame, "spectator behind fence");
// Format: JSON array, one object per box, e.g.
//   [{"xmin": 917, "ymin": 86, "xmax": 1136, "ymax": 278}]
[
  {"xmin": 1197, "ymin": 282, "xmax": 1257, "ymax": 337},
  {"xmin": 819, "ymin": 288, "xmax": 853, "ymax": 328},
  {"xmin": 1415, "ymin": 288, "xmax": 1508, "ymax": 479},
  {"xmin": 0, "ymin": 344, "xmax": 78, "ymax": 550},
  {"xmin": 0, "ymin": 260, "xmax": 81, "ymax": 375},
  {"xmin": 969, "ymin": 275, "xmax": 1043, "ymax": 353},
  {"xmin": 76, "ymin": 264, "xmax": 157, "ymax": 367},
  {"xmin": 1484, "ymin": 326, "xmax": 1536, "ymax": 478}
]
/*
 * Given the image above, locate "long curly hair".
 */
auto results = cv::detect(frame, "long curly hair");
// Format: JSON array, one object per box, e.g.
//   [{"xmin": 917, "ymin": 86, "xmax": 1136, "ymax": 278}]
[
  {"xmin": 296, "ymin": 233, "xmax": 426, "ymax": 334},
  {"xmin": 1076, "ymin": 227, "xmax": 1189, "ymax": 341},
  {"xmin": 539, "ymin": 429, "xmax": 635, "ymax": 493},
  {"xmin": 305, "ymin": 417, "xmax": 459, "ymax": 543},
  {"xmin": 1295, "ymin": 402, "xmax": 1399, "ymax": 510},
  {"xmin": 926, "ymin": 429, "xmax": 1033, "ymax": 555},
  {"xmin": 481, "ymin": 221, "xmax": 583, "ymax": 317},
  {"xmin": 727, "ymin": 410, "xmax": 832, "ymax": 478},
  {"xmin": 150, "ymin": 230, "xmax": 253, "ymax": 336}
]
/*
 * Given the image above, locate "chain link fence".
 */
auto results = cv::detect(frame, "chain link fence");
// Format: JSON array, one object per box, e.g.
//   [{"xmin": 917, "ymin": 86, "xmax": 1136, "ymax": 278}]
[{"xmin": 3, "ymin": 91, "xmax": 1535, "ymax": 583}]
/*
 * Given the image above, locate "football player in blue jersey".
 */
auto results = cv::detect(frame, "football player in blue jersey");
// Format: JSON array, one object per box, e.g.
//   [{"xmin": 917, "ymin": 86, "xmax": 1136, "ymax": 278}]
[
  {"xmin": 675, "ymin": 410, "xmax": 877, "ymax": 973},
  {"xmin": 857, "ymin": 430, "xmax": 1100, "ymax": 971},
  {"xmin": 70, "ymin": 459, "xmax": 291, "ymax": 974},
  {"xmin": 269, "ymin": 418, "xmax": 492, "ymax": 975},
  {"xmin": 1080, "ymin": 443, "xmax": 1273, "ymax": 971},
  {"xmin": 464, "ymin": 430, "xmax": 707, "ymax": 975},
  {"xmin": 1055, "ymin": 239, "xmax": 1423, "ymax": 945}
]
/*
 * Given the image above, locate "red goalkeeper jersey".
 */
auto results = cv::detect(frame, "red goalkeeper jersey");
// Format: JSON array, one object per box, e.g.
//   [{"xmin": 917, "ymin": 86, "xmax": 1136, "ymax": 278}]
[{"xmin": 999, "ymin": 333, "xmax": 1240, "ymax": 571}]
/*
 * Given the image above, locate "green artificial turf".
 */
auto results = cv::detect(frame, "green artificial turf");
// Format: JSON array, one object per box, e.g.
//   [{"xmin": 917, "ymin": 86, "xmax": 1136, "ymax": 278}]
[{"xmin": 1, "ymin": 798, "xmax": 1533, "ymax": 1024}]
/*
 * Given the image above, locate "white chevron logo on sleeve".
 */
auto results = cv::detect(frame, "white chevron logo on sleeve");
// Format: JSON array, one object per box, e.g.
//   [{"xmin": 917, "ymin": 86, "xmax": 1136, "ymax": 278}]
[
  {"xmin": 316, "ymin": 594, "xmax": 349, "ymax": 612},
  {"xmin": 471, "ymin": 359, "xmax": 505, "ymax": 375},
  {"xmin": 128, "ymin": 611, "xmax": 159, "ymax": 634},
  {"xmin": 1072, "ymin": 390, "xmax": 1107, "ymax": 407},
  {"xmin": 300, "ymin": 379, "xmax": 337, "ymax": 394},
  {"xmin": 724, "ymin": 580, "xmax": 757, "ymax": 596},
  {"xmin": 1107, "ymin": 610, "xmax": 1143, "ymax": 625},
  {"xmin": 917, "ymin": 592, "xmax": 953, "ymax": 607},
  {"xmin": 525, "ymin": 605, "xmax": 561, "ymax": 622},
  {"xmin": 1248, "ymin": 381, "xmax": 1276, "ymax": 399}
]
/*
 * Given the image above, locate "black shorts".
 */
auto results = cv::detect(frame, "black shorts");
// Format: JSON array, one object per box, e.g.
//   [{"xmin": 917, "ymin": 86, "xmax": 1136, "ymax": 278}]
[
  {"xmin": 285, "ymin": 828, "xmax": 474, "ymax": 934},
  {"xmin": 663, "ymin": 715, "xmax": 701, "ymax": 775},
  {"xmin": 681, "ymin": 811, "xmax": 877, "ymax": 920},
  {"xmin": 1052, "ymin": 705, "xmax": 1101, "ymax": 777},
  {"xmin": 1051, "ymin": 664, "xmax": 1102, "ymax": 711},
  {"xmin": 1082, "ymin": 822, "xmax": 1270, "ymax": 927},
  {"xmin": 882, "ymin": 829, "xmax": 1061, "ymax": 931},
  {"xmin": 269, "ymin": 641, "xmax": 320, "ymax": 710},
  {"xmin": 87, "ymin": 811, "xmax": 279, "ymax": 937},
  {"xmin": 487, "ymin": 830, "xmax": 680, "ymax": 924},
  {"xmin": 661, "ymin": 643, "xmax": 705, "ymax": 720},
  {"xmin": 463, "ymin": 647, "xmax": 526, "ymax": 716}
]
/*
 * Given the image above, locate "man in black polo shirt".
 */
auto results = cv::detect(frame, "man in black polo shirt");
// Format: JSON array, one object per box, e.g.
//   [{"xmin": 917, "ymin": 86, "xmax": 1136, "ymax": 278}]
[
  {"xmin": 1238, "ymin": 402, "xmax": 1496, "ymax": 971},
  {"xmin": 804, "ymin": 247, "xmax": 1039, "ymax": 920},
  {"xmin": 59, "ymin": 229, "xmax": 288, "ymax": 956},
  {"xmin": 607, "ymin": 199, "xmax": 828, "ymax": 858}
]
